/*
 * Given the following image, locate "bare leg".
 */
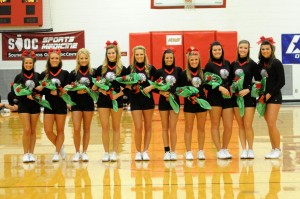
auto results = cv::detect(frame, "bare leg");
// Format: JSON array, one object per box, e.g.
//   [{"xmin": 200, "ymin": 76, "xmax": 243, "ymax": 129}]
[
  {"xmin": 169, "ymin": 110, "xmax": 179, "ymax": 151},
  {"xmin": 111, "ymin": 108, "xmax": 123, "ymax": 152},
  {"xmin": 98, "ymin": 108, "xmax": 111, "ymax": 152},
  {"xmin": 54, "ymin": 114, "xmax": 66, "ymax": 152},
  {"xmin": 184, "ymin": 112, "xmax": 195, "ymax": 151},
  {"xmin": 196, "ymin": 112, "xmax": 207, "ymax": 150},
  {"xmin": 142, "ymin": 109, "xmax": 154, "ymax": 151},
  {"xmin": 159, "ymin": 111, "xmax": 170, "ymax": 148},
  {"xmin": 209, "ymin": 106, "xmax": 222, "ymax": 150},
  {"xmin": 82, "ymin": 111, "xmax": 93, "ymax": 152},
  {"xmin": 131, "ymin": 110, "xmax": 143, "ymax": 152},
  {"xmin": 72, "ymin": 111, "xmax": 83, "ymax": 152},
  {"xmin": 264, "ymin": 104, "xmax": 281, "ymax": 149},
  {"xmin": 221, "ymin": 108, "xmax": 233, "ymax": 149}
]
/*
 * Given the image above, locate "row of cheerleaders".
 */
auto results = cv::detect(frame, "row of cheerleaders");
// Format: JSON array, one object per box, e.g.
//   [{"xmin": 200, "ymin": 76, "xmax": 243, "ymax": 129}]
[{"xmin": 13, "ymin": 36, "xmax": 285, "ymax": 163}]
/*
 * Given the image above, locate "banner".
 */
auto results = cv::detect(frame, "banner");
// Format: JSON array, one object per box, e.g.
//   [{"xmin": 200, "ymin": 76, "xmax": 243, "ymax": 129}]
[
  {"xmin": 281, "ymin": 34, "xmax": 300, "ymax": 64},
  {"xmin": 2, "ymin": 31, "xmax": 85, "ymax": 60}
]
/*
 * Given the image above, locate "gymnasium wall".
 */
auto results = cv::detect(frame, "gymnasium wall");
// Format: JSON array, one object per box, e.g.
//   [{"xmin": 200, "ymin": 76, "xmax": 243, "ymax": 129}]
[{"xmin": 1, "ymin": 0, "xmax": 300, "ymax": 100}]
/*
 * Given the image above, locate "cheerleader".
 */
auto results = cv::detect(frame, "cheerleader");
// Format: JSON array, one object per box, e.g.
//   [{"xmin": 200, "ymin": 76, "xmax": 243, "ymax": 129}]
[
  {"xmin": 92, "ymin": 41, "xmax": 130, "ymax": 162},
  {"xmin": 13, "ymin": 50, "xmax": 41, "ymax": 163},
  {"xmin": 129, "ymin": 46, "xmax": 157, "ymax": 161},
  {"xmin": 231, "ymin": 40, "xmax": 260, "ymax": 159},
  {"xmin": 36, "ymin": 49, "xmax": 69, "ymax": 162},
  {"xmin": 157, "ymin": 48, "xmax": 182, "ymax": 161},
  {"xmin": 67, "ymin": 48, "xmax": 95, "ymax": 162},
  {"xmin": 180, "ymin": 47, "xmax": 207, "ymax": 160},
  {"xmin": 204, "ymin": 41, "xmax": 234, "ymax": 159},
  {"xmin": 257, "ymin": 37, "xmax": 285, "ymax": 159}
]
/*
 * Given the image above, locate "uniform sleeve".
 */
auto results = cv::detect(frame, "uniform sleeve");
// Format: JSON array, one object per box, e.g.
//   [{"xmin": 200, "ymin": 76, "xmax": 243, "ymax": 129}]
[
  {"xmin": 269, "ymin": 59, "xmax": 285, "ymax": 96},
  {"xmin": 120, "ymin": 66, "xmax": 131, "ymax": 95},
  {"xmin": 170, "ymin": 67, "xmax": 182, "ymax": 94},
  {"xmin": 39, "ymin": 72, "xmax": 50, "ymax": 95},
  {"xmin": 251, "ymin": 60, "xmax": 261, "ymax": 81},
  {"xmin": 93, "ymin": 66, "xmax": 102, "ymax": 78},
  {"xmin": 178, "ymin": 70, "xmax": 187, "ymax": 87},
  {"xmin": 149, "ymin": 65, "xmax": 158, "ymax": 81},
  {"xmin": 66, "ymin": 70, "xmax": 76, "ymax": 85},
  {"xmin": 203, "ymin": 62, "xmax": 219, "ymax": 90}
]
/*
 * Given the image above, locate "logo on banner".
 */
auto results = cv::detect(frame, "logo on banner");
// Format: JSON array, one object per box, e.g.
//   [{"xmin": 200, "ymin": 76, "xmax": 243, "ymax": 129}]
[
  {"xmin": 282, "ymin": 34, "xmax": 300, "ymax": 64},
  {"xmin": 166, "ymin": 35, "xmax": 182, "ymax": 46},
  {"xmin": 2, "ymin": 31, "xmax": 85, "ymax": 60},
  {"xmin": 8, "ymin": 34, "xmax": 39, "ymax": 52}
]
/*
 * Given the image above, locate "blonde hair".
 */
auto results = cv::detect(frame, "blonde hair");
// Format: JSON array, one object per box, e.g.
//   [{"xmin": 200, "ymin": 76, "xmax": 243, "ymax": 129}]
[
  {"xmin": 75, "ymin": 48, "xmax": 93, "ymax": 74},
  {"xmin": 185, "ymin": 50, "xmax": 203, "ymax": 81},
  {"xmin": 236, "ymin": 40, "xmax": 250, "ymax": 62},
  {"xmin": 131, "ymin": 45, "xmax": 150, "ymax": 77},
  {"xmin": 102, "ymin": 44, "xmax": 122, "ymax": 76},
  {"xmin": 44, "ymin": 51, "xmax": 63, "ymax": 79}
]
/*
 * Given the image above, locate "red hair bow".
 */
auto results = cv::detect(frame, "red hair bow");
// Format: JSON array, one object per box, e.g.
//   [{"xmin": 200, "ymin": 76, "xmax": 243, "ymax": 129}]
[
  {"xmin": 186, "ymin": 47, "xmax": 199, "ymax": 55},
  {"xmin": 22, "ymin": 50, "xmax": 29, "ymax": 57},
  {"xmin": 257, "ymin": 36, "xmax": 275, "ymax": 45},
  {"xmin": 162, "ymin": 46, "xmax": 176, "ymax": 53},
  {"xmin": 22, "ymin": 50, "xmax": 36, "ymax": 59},
  {"xmin": 48, "ymin": 48, "xmax": 61, "ymax": 55},
  {"xmin": 30, "ymin": 51, "xmax": 36, "ymax": 58},
  {"xmin": 105, "ymin": 40, "xmax": 118, "ymax": 47}
]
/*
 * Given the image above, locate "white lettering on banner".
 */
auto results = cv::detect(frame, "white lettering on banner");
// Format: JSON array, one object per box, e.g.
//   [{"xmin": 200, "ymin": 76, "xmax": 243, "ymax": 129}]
[
  {"xmin": 42, "ymin": 36, "xmax": 75, "ymax": 43},
  {"xmin": 41, "ymin": 43, "xmax": 78, "ymax": 49},
  {"xmin": 296, "ymin": 54, "xmax": 300, "ymax": 58},
  {"xmin": 166, "ymin": 35, "xmax": 182, "ymax": 46}
]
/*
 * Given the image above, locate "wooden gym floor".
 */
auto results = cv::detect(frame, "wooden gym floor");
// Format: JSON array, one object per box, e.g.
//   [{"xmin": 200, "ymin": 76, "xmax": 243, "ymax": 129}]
[{"xmin": 0, "ymin": 104, "xmax": 300, "ymax": 198}]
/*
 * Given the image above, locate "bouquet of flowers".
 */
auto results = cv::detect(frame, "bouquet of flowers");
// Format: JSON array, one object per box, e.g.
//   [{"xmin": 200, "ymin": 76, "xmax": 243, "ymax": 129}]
[
  {"xmin": 148, "ymin": 77, "xmax": 179, "ymax": 113},
  {"xmin": 116, "ymin": 73, "xmax": 150, "ymax": 98},
  {"xmin": 231, "ymin": 69, "xmax": 245, "ymax": 116},
  {"xmin": 115, "ymin": 73, "xmax": 140, "ymax": 84},
  {"xmin": 13, "ymin": 80, "xmax": 52, "ymax": 110},
  {"xmin": 64, "ymin": 77, "xmax": 99, "ymax": 102},
  {"xmin": 92, "ymin": 72, "xmax": 118, "ymax": 112},
  {"xmin": 204, "ymin": 72, "xmax": 231, "ymax": 99},
  {"xmin": 251, "ymin": 69, "xmax": 267, "ymax": 117},
  {"xmin": 40, "ymin": 78, "xmax": 76, "ymax": 106},
  {"xmin": 203, "ymin": 72, "xmax": 222, "ymax": 89},
  {"xmin": 175, "ymin": 86, "xmax": 211, "ymax": 110}
]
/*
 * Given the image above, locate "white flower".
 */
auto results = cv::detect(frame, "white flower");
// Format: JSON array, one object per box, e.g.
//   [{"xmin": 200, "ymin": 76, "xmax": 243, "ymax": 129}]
[
  {"xmin": 51, "ymin": 78, "xmax": 61, "ymax": 87},
  {"xmin": 105, "ymin": 72, "xmax": 116, "ymax": 82},
  {"xmin": 192, "ymin": 77, "xmax": 201, "ymax": 88},
  {"xmin": 165, "ymin": 75, "xmax": 176, "ymax": 86},
  {"xmin": 79, "ymin": 77, "xmax": 90, "ymax": 86},
  {"xmin": 220, "ymin": 69, "xmax": 229, "ymax": 79},
  {"xmin": 138, "ymin": 73, "xmax": 146, "ymax": 82},
  {"xmin": 261, "ymin": 69, "xmax": 268, "ymax": 78},
  {"xmin": 235, "ymin": 69, "xmax": 244, "ymax": 76},
  {"xmin": 25, "ymin": 80, "xmax": 35, "ymax": 90}
]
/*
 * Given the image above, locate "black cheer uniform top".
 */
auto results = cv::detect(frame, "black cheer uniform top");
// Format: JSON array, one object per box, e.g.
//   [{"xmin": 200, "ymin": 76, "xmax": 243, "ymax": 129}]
[
  {"xmin": 13, "ymin": 69, "xmax": 41, "ymax": 113},
  {"xmin": 40, "ymin": 67, "xmax": 69, "ymax": 113},
  {"xmin": 258, "ymin": 58, "xmax": 285, "ymax": 97},
  {"xmin": 156, "ymin": 65, "xmax": 182, "ymax": 111},
  {"xmin": 129, "ymin": 63, "xmax": 157, "ymax": 110},
  {"xmin": 230, "ymin": 57, "xmax": 260, "ymax": 107},
  {"xmin": 67, "ymin": 66, "xmax": 95, "ymax": 111},
  {"xmin": 204, "ymin": 59, "xmax": 233, "ymax": 98},
  {"xmin": 93, "ymin": 62, "xmax": 130, "ymax": 108},
  {"xmin": 179, "ymin": 67, "xmax": 207, "ymax": 113}
]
